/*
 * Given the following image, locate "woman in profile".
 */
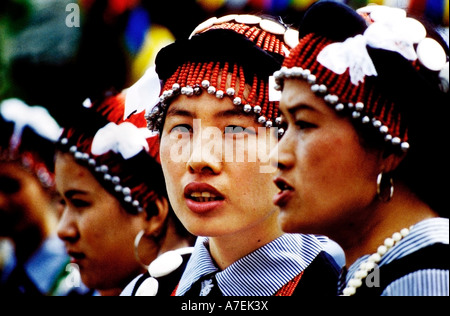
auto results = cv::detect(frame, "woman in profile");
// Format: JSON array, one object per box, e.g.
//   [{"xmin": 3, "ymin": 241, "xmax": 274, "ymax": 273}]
[
  {"xmin": 272, "ymin": 1, "xmax": 449, "ymax": 296},
  {"xmin": 0, "ymin": 98, "xmax": 88, "ymax": 296},
  {"xmin": 56, "ymin": 92, "xmax": 194, "ymax": 296}
]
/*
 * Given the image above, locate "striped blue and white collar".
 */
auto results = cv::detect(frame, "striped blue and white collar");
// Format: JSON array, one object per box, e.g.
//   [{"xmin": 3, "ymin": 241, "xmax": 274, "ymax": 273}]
[{"xmin": 175, "ymin": 234, "xmax": 325, "ymax": 296}]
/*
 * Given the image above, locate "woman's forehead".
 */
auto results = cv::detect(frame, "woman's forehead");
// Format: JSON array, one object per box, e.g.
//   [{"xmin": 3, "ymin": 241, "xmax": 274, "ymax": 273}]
[
  {"xmin": 280, "ymin": 80, "xmax": 329, "ymax": 115},
  {"xmin": 166, "ymin": 94, "xmax": 256, "ymax": 122}
]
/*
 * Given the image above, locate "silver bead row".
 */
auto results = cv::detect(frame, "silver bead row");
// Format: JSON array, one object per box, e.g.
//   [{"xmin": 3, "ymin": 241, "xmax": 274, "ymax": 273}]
[
  {"xmin": 59, "ymin": 138, "xmax": 144, "ymax": 213},
  {"xmin": 146, "ymin": 80, "xmax": 281, "ymax": 132},
  {"xmin": 273, "ymin": 67, "xmax": 410, "ymax": 152}
]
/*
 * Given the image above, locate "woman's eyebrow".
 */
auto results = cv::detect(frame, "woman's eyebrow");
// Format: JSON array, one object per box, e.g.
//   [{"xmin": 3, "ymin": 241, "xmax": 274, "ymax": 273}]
[
  {"xmin": 215, "ymin": 108, "xmax": 253, "ymax": 119},
  {"xmin": 287, "ymin": 103, "xmax": 318, "ymax": 116},
  {"xmin": 166, "ymin": 105, "xmax": 253, "ymax": 120},
  {"xmin": 166, "ymin": 105, "xmax": 195, "ymax": 118}
]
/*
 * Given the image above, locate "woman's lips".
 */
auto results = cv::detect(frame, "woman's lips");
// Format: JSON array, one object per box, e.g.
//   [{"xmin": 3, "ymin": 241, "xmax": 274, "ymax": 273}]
[
  {"xmin": 273, "ymin": 177, "xmax": 295, "ymax": 207},
  {"xmin": 68, "ymin": 251, "xmax": 86, "ymax": 264},
  {"xmin": 184, "ymin": 182, "xmax": 225, "ymax": 214}
]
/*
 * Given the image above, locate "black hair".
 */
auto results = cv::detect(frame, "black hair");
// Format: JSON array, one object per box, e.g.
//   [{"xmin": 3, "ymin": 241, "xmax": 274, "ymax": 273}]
[{"xmin": 156, "ymin": 28, "xmax": 284, "ymax": 84}]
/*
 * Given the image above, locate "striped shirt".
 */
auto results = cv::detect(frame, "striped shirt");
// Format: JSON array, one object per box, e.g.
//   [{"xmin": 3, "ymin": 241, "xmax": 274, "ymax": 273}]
[
  {"xmin": 342, "ymin": 217, "xmax": 449, "ymax": 296},
  {"xmin": 175, "ymin": 234, "xmax": 326, "ymax": 296}
]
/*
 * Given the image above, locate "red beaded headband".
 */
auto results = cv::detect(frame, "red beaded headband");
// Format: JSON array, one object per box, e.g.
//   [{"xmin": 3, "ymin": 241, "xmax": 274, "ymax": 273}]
[
  {"xmin": 0, "ymin": 149, "xmax": 56, "ymax": 189},
  {"xmin": 274, "ymin": 5, "xmax": 449, "ymax": 153},
  {"xmin": 57, "ymin": 93, "xmax": 162, "ymax": 215},
  {"xmin": 147, "ymin": 15, "xmax": 296, "ymax": 133},
  {"xmin": 189, "ymin": 14, "xmax": 300, "ymax": 54}
]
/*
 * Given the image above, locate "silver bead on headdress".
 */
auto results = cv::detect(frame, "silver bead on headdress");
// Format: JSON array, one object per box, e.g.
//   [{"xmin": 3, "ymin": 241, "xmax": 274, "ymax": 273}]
[
  {"xmin": 274, "ymin": 5, "xmax": 449, "ymax": 153},
  {"xmin": 146, "ymin": 14, "xmax": 299, "ymax": 134}
]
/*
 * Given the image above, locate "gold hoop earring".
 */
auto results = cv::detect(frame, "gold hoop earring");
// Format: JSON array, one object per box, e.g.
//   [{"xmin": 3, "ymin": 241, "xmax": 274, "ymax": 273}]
[
  {"xmin": 134, "ymin": 230, "xmax": 149, "ymax": 270},
  {"xmin": 377, "ymin": 172, "xmax": 394, "ymax": 202}
]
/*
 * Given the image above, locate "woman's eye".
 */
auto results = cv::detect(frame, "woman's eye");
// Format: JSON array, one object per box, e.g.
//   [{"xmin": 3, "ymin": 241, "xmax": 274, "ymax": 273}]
[
  {"xmin": 71, "ymin": 199, "xmax": 91, "ymax": 208},
  {"xmin": 296, "ymin": 120, "xmax": 316, "ymax": 130},
  {"xmin": 58, "ymin": 198, "xmax": 67, "ymax": 207},
  {"xmin": 0, "ymin": 176, "xmax": 21, "ymax": 194},
  {"xmin": 225, "ymin": 125, "xmax": 256, "ymax": 135},
  {"xmin": 225, "ymin": 126, "xmax": 243, "ymax": 134},
  {"xmin": 170, "ymin": 124, "xmax": 192, "ymax": 134}
]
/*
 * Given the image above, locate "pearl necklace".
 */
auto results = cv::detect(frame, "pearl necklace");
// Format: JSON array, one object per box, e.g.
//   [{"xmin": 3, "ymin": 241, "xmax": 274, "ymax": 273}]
[{"xmin": 342, "ymin": 226, "xmax": 413, "ymax": 296}]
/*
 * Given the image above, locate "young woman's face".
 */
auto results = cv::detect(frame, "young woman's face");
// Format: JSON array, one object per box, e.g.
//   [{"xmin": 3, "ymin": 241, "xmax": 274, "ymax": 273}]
[
  {"xmin": 273, "ymin": 79, "xmax": 383, "ymax": 237},
  {"xmin": 160, "ymin": 93, "xmax": 280, "ymax": 238},
  {"xmin": 55, "ymin": 153, "xmax": 145, "ymax": 292}
]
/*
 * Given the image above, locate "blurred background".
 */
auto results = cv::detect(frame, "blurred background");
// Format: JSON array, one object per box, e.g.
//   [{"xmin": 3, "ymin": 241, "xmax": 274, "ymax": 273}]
[{"xmin": 0, "ymin": 0, "xmax": 448, "ymax": 125}]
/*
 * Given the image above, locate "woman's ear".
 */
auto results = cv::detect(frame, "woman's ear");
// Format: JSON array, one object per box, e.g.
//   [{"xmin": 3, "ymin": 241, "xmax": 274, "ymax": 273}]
[{"xmin": 145, "ymin": 196, "xmax": 170, "ymax": 239}]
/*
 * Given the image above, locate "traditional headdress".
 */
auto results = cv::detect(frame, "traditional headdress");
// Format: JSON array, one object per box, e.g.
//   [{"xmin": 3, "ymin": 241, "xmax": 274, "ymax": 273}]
[
  {"xmin": 57, "ymin": 91, "xmax": 164, "ymax": 215},
  {"xmin": 274, "ymin": 1, "xmax": 449, "ymax": 153},
  {"xmin": 145, "ymin": 14, "xmax": 300, "ymax": 133},
  {"xmin": 0, "ymin": 99, "xmax": 62, "ymax": 189}
]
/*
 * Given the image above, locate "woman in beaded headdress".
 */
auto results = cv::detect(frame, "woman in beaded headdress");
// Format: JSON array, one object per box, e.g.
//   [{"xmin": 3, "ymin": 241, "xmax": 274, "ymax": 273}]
[
  {"xmin": 0, "ymin": 99, "xmax": 89, "ymax": 296},
  {"xmin": 272, "ymin": 1, "xmax": 449, "ymax": 296},
  {"xmin": 55, "ymin": 91, "xmax": 194, "ymax": 296},
  {"xmin": 142, "ymin": 14, "xmax": 343, "ymax": 297}
]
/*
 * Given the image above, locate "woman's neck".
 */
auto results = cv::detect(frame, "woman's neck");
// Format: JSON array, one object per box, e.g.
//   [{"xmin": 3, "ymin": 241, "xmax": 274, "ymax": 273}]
[
  {"xmin": 208, "ymin": 212, "xmax": 283, "ymax": 270},
  {"xmin": 339, "ymin": 183, "xmax": 438, "ymax": 267},
  {"xmin": 157, "ymin": 219, "xmax": 193, "ymax": 256}
]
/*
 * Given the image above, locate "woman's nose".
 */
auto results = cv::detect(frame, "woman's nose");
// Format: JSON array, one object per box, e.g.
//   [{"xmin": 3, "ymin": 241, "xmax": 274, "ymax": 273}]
[
  {"xmin": 57, "ymin": 207, "xmax": 79, "ymax": 243},
  {"xmin": 187, "ymin": 127, "xmax": 223, "ymax": 175}
]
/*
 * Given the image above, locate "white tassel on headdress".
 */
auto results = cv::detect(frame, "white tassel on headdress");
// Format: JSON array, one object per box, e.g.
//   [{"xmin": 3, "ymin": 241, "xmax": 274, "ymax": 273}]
[
  {"xmin": 124, "ymin": 66, "xmax": 162, "ymax": 120},
  {"xmin": 0, "ymin": 98, "xmax": 62, "ymax": 152},
  {"xmin": 91, "ymin": 122, "xmax": 155, "ymax": 160}
]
